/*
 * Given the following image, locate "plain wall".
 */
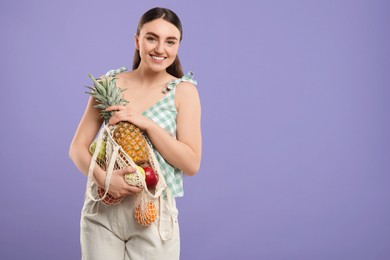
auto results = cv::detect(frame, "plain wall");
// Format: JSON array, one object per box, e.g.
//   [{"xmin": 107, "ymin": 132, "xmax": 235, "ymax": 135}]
[{"xmin": 1, "ymin": 0, "xmax": 389, "ymax": 259}]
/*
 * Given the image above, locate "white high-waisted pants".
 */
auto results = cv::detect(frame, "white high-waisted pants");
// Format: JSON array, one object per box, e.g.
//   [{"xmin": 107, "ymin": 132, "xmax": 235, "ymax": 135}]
[{"xmin": 80, "ymin": 189, "xmax": 179, "ymax": 260}]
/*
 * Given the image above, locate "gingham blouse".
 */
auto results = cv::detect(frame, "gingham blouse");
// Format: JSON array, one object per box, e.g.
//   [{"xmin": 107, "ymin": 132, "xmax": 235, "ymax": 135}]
[{"xmin": 105, "ymin": 68, "xmax": 197, "ymax": 197}]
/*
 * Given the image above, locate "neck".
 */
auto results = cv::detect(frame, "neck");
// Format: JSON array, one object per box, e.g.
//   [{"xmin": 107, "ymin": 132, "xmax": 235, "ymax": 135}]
[{"xmin": 133, "ymin": 66, "xmax": 172, "ymax": 87}]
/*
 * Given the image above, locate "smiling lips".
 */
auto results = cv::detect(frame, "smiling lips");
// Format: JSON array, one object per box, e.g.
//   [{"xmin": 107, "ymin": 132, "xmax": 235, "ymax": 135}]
[{"xmin": 150, "ymin": 55, "xmax": 166, "ymax": 61}]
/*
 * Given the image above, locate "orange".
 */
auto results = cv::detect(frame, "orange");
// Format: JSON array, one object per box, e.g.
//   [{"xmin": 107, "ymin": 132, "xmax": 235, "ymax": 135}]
[{"xmin": 135, "ymin": 201, "xmax": 158, "ymax": 226}]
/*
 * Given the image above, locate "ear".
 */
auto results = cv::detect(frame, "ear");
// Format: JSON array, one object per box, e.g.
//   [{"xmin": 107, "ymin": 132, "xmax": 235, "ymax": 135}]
[{"xmin": 134, "ymin": 34, "xmax": 140, "ymax": 50}]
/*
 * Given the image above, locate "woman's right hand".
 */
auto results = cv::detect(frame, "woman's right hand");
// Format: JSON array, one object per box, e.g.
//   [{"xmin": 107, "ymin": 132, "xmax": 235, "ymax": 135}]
[{"xmin": 102, "ymin": 166, "xmax": 142, "ymax": 198}]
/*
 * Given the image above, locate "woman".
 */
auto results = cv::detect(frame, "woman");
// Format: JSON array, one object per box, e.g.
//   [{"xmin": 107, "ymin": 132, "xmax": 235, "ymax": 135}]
[{"xmin": 69, "ymin": 7, "xmax": 202, "ymax": 260}]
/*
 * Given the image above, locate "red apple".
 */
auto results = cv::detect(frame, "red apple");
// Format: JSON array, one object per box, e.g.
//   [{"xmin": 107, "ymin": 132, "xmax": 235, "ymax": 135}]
[{"xmin": 143, "ymin": 166, "xmax": 158, "ymax": 189}]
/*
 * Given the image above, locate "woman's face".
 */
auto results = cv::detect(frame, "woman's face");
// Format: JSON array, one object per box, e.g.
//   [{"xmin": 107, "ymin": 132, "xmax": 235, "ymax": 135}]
[{"xmin": 136, "ymin": 18, "xmax": 181, "ymax": 73}]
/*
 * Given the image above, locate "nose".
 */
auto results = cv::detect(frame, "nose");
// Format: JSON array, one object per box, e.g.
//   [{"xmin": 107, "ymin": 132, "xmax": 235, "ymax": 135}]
[{"xmin": 155, "ymin": 42, "xmax": 164, "ymax": 54}]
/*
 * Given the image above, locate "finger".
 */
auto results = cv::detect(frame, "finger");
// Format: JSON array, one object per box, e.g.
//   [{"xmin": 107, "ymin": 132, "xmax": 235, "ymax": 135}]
[
  {"xmin": 117, "ymin": 166, "xmax": 135, "ymax": 176},
  {"xmin": 127, "ymin": 185, "xmax": 142, "ymax": 194},
  {"xmin": 109, "ymin": 109, "xmax": 129, "ymax": 124},
  {"xmin": 108, "ymin": 111, "xmax": 124, "ymax": 125},
  {"xmin": 108, "ymin": 190, "xmax": 122, "ymax": 198},
  {"xmin": 108, "ymin": 115, "xmax": 118, "ymax": 125},
  {"xmin": 106, "ymin": 105, "xmax": 125, "ymax": 112},
  {"xmin": 125, "ymin": 166, "xmax": 136, "ymax": 173}
]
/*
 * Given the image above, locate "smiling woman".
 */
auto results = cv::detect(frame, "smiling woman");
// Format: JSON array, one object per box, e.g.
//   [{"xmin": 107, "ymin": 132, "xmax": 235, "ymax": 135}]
[
  {"xmin": 69, "ymin": 7, "xmax": 201, "ymax": 260},
  {"xmin": 135, "ymin": 19, "xmax": 181, "ymax": 75},
  {"xmin": 132, "ymin": 8, "xmax": 184, "ymax": 78}
]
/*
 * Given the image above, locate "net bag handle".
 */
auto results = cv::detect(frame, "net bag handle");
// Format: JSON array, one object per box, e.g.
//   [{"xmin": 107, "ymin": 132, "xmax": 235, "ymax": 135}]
[
  {"xmin": 158, "ymin": 189, "xmax": 175, "ymax": 241},
  {"xmin": 143, "ymin": 138, "xmax": 168, "ymax": 198}
]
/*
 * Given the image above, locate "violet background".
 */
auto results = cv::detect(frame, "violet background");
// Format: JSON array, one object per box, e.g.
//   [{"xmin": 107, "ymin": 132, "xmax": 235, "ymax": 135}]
[{"xmin": 1, "ymin": 0, "xmax": 389, "ymax": 259}]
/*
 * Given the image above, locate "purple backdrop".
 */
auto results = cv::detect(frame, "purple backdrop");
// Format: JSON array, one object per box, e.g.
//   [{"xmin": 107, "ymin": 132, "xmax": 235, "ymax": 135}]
[{"xmin": 1, "ymin": 0, "xmax": 389, "ymax": 259}]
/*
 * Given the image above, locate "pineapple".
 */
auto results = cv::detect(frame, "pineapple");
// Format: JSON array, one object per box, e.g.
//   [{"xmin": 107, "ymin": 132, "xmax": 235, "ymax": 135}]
[
  {"xmin": 86, "ymin": 74, "xmax": 149, "ymax": 165},
  {"xmin": 113, "ymin": 122, "xmax": 149, "ymax": 165},
  {"xmin": 86, "ymin": 73, "xmax": 150, "ymax": 206}
]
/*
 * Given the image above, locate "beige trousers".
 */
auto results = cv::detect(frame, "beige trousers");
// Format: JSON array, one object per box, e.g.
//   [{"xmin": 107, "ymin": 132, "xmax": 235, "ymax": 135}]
[{"xmin": 80, "ymin": 189, "xmax": 180, "ymax": 260}]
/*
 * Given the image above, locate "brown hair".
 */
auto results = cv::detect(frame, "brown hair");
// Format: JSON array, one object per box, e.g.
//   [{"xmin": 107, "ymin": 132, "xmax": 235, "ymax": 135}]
[{"xmin": 132, "ymin": 7, "xmax": 184, "ymax": 78}]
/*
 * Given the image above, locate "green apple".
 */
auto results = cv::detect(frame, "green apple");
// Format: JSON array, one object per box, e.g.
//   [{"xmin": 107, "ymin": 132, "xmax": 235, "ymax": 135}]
[
  {"xmin": 89, "ymin": 140, "xmax": 106, "ymax": 161},
  {"xmin": 137, "ymin": 166, "xmax": 146, "ymax": 178}
]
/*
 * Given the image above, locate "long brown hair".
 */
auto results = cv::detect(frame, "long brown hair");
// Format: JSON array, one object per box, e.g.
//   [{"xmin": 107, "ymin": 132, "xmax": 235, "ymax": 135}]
[{"xmin": 132, "ymin": 7, "xmax": 184, "ymax": 78}]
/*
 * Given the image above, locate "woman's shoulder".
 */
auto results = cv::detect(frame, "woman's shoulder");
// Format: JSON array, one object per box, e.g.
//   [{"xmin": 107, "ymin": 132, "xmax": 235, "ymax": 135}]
[
  {"xmin": 176, "ymin": 72, "xmax": 197, "ymax": 92},
  {"xmin": 174, "ymin": 72, "xmax": 200, "ymax": 107},
  {"xmin": 175, "ymin": 80, "xmax": 198, "ymax": 96}
]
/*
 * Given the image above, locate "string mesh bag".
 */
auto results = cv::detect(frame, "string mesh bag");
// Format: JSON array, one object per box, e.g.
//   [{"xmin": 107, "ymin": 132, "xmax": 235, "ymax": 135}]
[
  {"xmin": 86, "ymin": 124, "xmax": 169, "ymax": 227},
  {"xmin": 85, "ymin": 67, "xmax": 172, "ymax": 231}
]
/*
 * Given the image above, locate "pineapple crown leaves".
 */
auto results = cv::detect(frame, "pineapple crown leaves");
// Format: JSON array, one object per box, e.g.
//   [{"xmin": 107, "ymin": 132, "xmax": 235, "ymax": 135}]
[{"xmin": 85, "ymin": 74, "xmax": 128, "ymax": 122}]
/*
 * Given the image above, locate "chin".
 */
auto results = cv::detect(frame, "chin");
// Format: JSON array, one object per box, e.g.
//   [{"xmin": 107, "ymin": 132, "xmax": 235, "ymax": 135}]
[
  {"xmin": 148, "ymin": 63, "xmax": 172, "ymax": 73},
  {"xmin": 139, "ymin": 59, "xmax": 175, "ymax": 74}
]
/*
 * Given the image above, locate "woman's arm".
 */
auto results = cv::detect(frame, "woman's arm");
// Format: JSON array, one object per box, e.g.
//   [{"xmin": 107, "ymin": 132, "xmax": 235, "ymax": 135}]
[
  {"xmin": 69, "ymin": 97, "xmax": 104, "ymax": 177},
  {"xmin": 147, "ymin": 82, "xmax": 202, "ymax": 176},
  {"xmin": 107, "ymin": 82, "xmax": 202, "ymax": 176}
]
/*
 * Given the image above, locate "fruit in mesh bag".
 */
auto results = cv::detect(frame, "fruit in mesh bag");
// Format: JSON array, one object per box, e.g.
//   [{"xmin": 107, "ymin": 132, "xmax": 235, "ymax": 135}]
[
  {"xmin": 124, "ymin": 165, "xmax": 159, "ymax": 190},
  {"xmin": 97, "ymin": 186, "xmax": 124, "ymax": 205},
  {"xmin": 89, "ymin": 140, "xmax": 123, "ymax": 205},
  {"xmin": 134, "ymin": 201, "xmax": 158, "ymax": 226},
  {"xmin": 124, "ymin": 166, "xmax": 145, "ymax": 188},
  {"xmin": 88, "ymin": 140, "xmax": 106, "ymax": 163},
  {"xmin": 86, "ymin": 74, "xmax": 151, "ymax": 202},
  {"xmin": 114, "ymin": 122, "xmax": 149, "ymax": 165},
  {"xmin": 143, "ymin": 166, "xmax": 159, "ymax": 189}
]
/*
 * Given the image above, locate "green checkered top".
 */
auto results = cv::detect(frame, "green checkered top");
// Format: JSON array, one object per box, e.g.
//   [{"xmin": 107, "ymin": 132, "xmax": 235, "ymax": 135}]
[{"xmin": 105, "ymin": 67, "xmax": 198, "ymax": 197}]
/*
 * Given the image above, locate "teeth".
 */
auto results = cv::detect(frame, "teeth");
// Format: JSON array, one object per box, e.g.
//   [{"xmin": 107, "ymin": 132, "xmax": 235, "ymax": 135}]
[{"xmin": 151, "ymin": 56, "xmax": 165, "ymax": 60}]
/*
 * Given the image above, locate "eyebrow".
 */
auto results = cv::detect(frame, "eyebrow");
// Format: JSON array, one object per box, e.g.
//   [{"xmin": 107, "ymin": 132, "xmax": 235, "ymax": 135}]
[{"xmin": 145, "ymin": 32, "xmax": 179, "ymax": 41}]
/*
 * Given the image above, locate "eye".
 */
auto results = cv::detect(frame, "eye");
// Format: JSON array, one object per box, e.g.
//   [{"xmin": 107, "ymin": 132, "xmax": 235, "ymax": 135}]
[
  {"xmin": 146, "ymin": 37, "xmax": 156, "ymax": 42},
  {"xmin": 167, "ymin": 41, "xmax": 176, "ymax": 46}
]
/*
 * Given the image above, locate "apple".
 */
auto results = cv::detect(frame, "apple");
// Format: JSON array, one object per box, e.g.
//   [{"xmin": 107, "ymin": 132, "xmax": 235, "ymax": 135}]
[
  {"xmin": 143, "ymin": 166, "xmax": 159, "ymax": 189},
  {"xmin": 89, "ymin": 140, "xmax": 106, "ymax": 161},
  {"xmin": 137, "ymin": 166, "xmax": 146, "ymax": 178}
]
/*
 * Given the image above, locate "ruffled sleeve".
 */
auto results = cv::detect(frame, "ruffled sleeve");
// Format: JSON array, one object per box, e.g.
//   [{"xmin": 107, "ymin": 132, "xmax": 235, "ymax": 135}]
[
  {"xmin": 163, "ymin": 71, "xmax": 197, "ymax": 94},
  {"xmin": 104, "ymin": 67, "xmax": 127, "ymax": 77}
]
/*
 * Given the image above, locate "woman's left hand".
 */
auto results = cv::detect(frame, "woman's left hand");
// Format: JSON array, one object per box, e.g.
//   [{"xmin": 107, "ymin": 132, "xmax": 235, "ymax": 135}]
[{"xmin": 106, "ymin": 105, "xmax": 151, "ymax": 130}]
